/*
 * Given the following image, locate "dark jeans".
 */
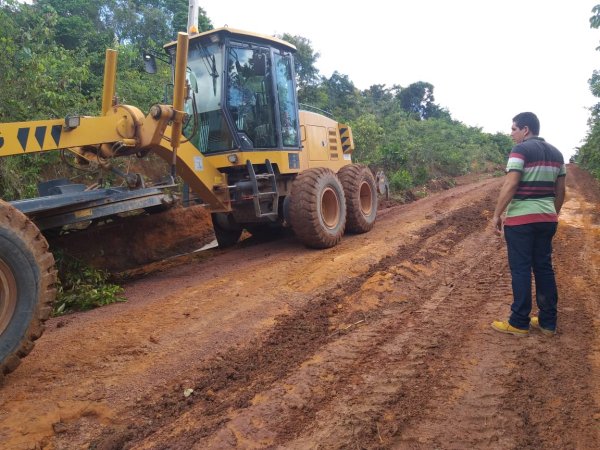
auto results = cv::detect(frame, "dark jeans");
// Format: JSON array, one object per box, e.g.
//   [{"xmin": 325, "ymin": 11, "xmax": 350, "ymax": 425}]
[{"xmin": 504, "ymin": 222, "xmax": 558, "ymax": 331}]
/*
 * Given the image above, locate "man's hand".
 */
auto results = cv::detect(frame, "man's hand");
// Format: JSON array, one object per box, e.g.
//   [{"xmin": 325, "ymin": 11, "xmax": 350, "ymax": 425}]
[
  {"xmin": 491, "ymin": 171, "xmax": 521, "ymax": 236},
  {"xmin": 491, "ymin": 215, "xmax": 503, "ymax": 235}
]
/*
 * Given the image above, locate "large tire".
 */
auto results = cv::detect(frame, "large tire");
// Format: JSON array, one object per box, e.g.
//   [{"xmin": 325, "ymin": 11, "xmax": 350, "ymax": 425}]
[
  {"xmin": 289, "ymin": 168, "xmax": 346, "ymax": 249},
  {"xmin": 0, "ymin": 200, "xmax": 56, "ymax": 380},
  {"xmin": 211, "ymin": 213, "xmax": 243, "ymax": 248},
  {"xmin": 338, "ymin": 164, "xmax": 378, "ymax": 233}
]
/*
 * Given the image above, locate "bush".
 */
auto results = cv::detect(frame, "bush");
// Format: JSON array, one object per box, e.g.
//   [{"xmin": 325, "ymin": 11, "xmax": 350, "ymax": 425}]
[
  {"xmin": 53, "ymin": 250, "xmax": 125, "ymax": 315},
  {"xmin": 390, "ymin": 169, "xmax": 413, "ymax": 191}
]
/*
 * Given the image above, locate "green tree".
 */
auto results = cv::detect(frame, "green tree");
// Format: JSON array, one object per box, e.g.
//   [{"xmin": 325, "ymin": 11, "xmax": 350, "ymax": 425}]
[
  {"xmin": 322, "ymin": 71, "xmax": 360, "ymax": 121},
  {"xmin": 0, "ymin": 1, "xmax": 97, "ymax": 120},
  {"xmin": 350, "ymin": 113, "xmax": 385, "ymax": 164},
  {"xmin": 36, "ymin": 0, "xmax": 114, "ymax": 51},
  {"xmin": 396, "ymin": 81, "xmax": 448, "ymax": 120},
  {"xmin": 578, "ymin": 4, "xmax": 600, "ymax": 178},
  {"xmin": 0, "ymin": 1, "xmax": 96, "ymax": 199},
  {"xmin": 278, "ymin": 33, "xmax": 321, "ymax": 105},
  {"xmin": 360, "ymin": 84, "xmax": 401, "ymax": 118},
  {"xmin": 196, "ymin": 6, "xmax": 213, "ymax": 32}
]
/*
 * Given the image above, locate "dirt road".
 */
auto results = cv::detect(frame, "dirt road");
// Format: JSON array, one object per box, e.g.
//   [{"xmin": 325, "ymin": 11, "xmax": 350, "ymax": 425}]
[{"xmin": 1, "ymin": 166, "xmax": 599, "ymax": 449}]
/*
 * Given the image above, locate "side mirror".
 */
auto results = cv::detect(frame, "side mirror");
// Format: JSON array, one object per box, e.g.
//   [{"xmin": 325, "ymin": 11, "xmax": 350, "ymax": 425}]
[{"xmin": 143, "ymin": 52, "xmax": 157, "ymax": 74}]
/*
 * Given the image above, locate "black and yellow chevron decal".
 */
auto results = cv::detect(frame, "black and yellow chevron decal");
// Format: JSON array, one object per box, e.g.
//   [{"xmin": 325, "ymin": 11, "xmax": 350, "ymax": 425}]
[
  {"xmin": 0, "ymin": 116, "xmax": 121, "ymax": 156},
  {"xmin": 338, "ymin": 123, "xmax": 354, "ymax": 154},
  {"xmin": 14, "ymin": 125, "xmax": 62, "ymax": 152},
  {"xmin": 13, "ymin": 125, "xmax": 63, "ymax": 151}
]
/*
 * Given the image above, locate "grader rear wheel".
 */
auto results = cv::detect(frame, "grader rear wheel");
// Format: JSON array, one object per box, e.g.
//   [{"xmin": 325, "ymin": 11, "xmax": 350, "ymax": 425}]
[
  {"xmin": 338, "ymin": 164, "xmax": 378, "ymax": 233},
  {"xmin": 289, "ymin": 168, "xmax": 346, "ymax": 249},
  {"xmin": 0, "ymin": 200, "xmax": 56, "ymax": 380}
]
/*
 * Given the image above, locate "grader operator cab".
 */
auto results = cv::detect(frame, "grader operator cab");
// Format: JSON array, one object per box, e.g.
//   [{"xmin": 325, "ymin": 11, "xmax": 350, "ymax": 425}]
[{"xmin": 0, "ymin": 28, "xmax": 380, "ymax": 379}]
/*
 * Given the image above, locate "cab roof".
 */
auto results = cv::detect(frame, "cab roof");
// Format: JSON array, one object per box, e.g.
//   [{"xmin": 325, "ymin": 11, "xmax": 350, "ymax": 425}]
[{"xmin": 164, "ymin": 27, "xmax": 297, "ymax": 52}]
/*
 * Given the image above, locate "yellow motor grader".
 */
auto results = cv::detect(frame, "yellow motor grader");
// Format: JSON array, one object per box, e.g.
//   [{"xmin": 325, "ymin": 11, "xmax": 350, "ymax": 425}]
[{"xmin": 0, "ymin": 28, "xmax": 380, "ymax": 377}]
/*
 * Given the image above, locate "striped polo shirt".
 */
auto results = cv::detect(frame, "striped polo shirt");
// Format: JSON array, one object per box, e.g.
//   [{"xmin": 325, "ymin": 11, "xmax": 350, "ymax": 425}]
[{"xmin": 504, "ymin": 137, "xmax": 566, "ymax": 226}]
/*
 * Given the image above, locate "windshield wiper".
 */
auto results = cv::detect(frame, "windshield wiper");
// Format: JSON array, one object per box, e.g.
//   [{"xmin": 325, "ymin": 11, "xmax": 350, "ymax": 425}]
[{"xmin": 199, "ymin": 46, "xmax": 219, "ymax": 96}]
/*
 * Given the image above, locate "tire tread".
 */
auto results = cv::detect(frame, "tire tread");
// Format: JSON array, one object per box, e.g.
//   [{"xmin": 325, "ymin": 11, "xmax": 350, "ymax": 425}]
[
  {"xmin": 289, "ymin": 168, "xmax": 346, "ymax": 248},
  {"xmin": 0, "ymin": 200, "xmax": 56, "ymax": 377},
  {"xmin": 338, "ymin": 164, "xmax": 378, "ymax": 233}
]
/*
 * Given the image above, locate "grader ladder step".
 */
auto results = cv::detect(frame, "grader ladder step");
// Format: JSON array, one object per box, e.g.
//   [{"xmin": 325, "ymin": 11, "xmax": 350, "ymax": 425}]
[{"xmin": 246, "ymin": 159, "xmax": 279, "ymax": 219}]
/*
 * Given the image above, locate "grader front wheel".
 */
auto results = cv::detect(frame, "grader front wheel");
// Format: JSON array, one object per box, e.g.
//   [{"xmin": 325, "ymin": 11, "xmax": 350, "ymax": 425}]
[
  {"xmin": 0, "ymin": 200, "xmax": 56, "ymax": 380},
  {"xmin": 289, "ymin": 168, "xmax": 346, "ymax": 249}
]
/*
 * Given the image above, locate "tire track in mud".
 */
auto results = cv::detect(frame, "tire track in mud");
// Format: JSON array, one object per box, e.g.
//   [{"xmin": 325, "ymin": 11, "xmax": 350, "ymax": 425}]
[
  {"xmin": 203, "ymin": 225, "xmax": 509, "ymax": 449},
  {"xmin": 282, "ymin": 224, "xmax": 518, "ymax": 449},
  {"xmin": 89, "ymin": 197, "xmax": 497, "ymax": 449}
]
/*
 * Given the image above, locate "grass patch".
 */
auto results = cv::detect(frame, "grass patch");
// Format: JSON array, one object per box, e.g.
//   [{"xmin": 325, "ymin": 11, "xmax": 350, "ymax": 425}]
[{"xmin": 53, "ymin": 250, "xmax": 126, "ymax": 316}]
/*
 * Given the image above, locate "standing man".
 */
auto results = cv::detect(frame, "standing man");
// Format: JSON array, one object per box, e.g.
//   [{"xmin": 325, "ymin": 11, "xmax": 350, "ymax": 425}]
[{"xmin": 491, "ymin": 112, "xmax": 566, "ymax": 336}]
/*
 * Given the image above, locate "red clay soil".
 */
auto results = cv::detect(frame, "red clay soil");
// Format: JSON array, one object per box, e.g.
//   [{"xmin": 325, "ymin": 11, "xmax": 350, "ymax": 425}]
[
  {"xmin": 0, "ymin": 165, "xmax": 599, "ymax": 449},
  {"xmin": 46, "ymin": 205, "xmax": 215, "ymax": 272}
]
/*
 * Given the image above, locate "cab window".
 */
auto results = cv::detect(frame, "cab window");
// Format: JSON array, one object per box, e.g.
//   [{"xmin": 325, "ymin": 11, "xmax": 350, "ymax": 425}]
[
  {"xmin": 274, "ymin": 53, "xmax": 299, "ymax": 147},
  {"xmin": 226, "ymin": 46, "xmax": 277, "ymax": 148},
  {"xmin": 184, "ymin": 42, "xmax": 235, "ymax": 153}
]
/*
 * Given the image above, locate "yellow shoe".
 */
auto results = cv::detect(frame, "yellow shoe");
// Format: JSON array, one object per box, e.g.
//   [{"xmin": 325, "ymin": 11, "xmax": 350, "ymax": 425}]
[
  {"xmin": 491, "ymin": 320, "xmax": 529, "ymax": 336},
  {"xmin": 530, "ymin": 317, "xmax": 556, "ymax": 336}
]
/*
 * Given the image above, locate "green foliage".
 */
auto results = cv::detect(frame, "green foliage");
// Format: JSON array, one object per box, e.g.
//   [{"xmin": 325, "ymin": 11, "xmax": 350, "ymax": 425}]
[
  {"xmin": 0, "ymin": 153, "xmax": 63, "ymax": 200},
  {"xmin": 351, "ymin": 114, "xmax": 385, "ymax": 164},
  {"xmin": 197, "ymin": 7, "xmax": 213, "ymax": 32},
  {"xmin": 53, "ymin": 250, "xmax": 125, "ymax": 315},
  {"xmin": 373, "ymin": 117, "xmax": 510, "ymax": 191},
  {"xmin": 0, "ymin": 2, "xmax": 97, "ymax": 122},
  {"xmin": 579, "ymin": 5, "xmax": 600, "ymax": 179},
  {"xmin": 347, "ymin": 81, "xmax": 510, "ymax": 193},
  {"xmin": 389, "ymin": 169, "xmax": 413, "ymax": 191},
  {"xmin": 114, "ymin": 43, "xmax": 171, "ymax": 110},
  {"xmin": 360, "ymin": 84, "xmax": 402, "ymax": 119},
  {"xmin": 323, "ymin": 72, "xmax": 361, "ymax": 121},
  {"xmin": 398, "ymin": 81, "xmax": 438, "ymax": 120},
  {"xmin": 578, "ymin": 118, "xmax": 600, "ymax": 178},
  {"xmin": 590, "ymin": 4, "xmax": 600, "ymax": 32},
  {"xmin": 278, "ymin": 33, "xmax": 321, "ymax": 103}
]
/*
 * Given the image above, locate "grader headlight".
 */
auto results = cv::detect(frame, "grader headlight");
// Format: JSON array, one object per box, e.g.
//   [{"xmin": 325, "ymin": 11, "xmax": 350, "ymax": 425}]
[{"xmin": 64, "ymin": 115, "xmax": 80, "ymax": 130}]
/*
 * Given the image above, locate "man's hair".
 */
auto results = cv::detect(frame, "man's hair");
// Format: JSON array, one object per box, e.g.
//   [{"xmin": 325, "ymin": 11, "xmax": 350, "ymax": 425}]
[{"xmin": 512, "ymin": 112, "xmax": 540, "ymax": 135}]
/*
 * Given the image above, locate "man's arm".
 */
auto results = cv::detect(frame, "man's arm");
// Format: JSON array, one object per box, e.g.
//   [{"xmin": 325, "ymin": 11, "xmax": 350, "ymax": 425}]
[
  {"xmin": 554, "ymin": 175, "xmax": 566, "ymax": 214},
  {"xmin": 492, "ymin": 171, "xmax": 522, "ymax": 234}
]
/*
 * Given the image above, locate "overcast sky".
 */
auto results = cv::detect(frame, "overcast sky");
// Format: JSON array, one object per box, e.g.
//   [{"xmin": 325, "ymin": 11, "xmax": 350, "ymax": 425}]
[{"xmin": 199, "ymin": 0, "xmax": 599, "ymax": 160}]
